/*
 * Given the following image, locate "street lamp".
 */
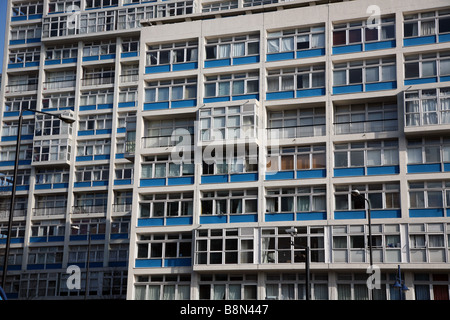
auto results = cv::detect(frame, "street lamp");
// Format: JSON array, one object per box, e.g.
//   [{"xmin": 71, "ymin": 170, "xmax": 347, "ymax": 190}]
[
  {"xmin": 71, "ymin": 225, "xmax": 91, "ymax": 300},
  {"xmin": 393, "ymin": 265, "xmax": 409, "ymax": 300},
  {"xmin": 286, "ymin": 227, "xmax": 310, "ymax": 300},
  {"xmin": 351, "ymin": 189, "xmax": 374, "ymax": 300},
  {"xmin": 1, "ymin": 109, "xmax": 75, "ymax": 289}
]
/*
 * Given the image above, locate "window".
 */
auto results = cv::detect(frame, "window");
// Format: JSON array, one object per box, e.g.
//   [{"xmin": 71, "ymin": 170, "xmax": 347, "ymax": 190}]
[
  {"xmin": 2, "ymin": 119, "xmax": 34, "ymax": 137},
  {"xmin": 266, "ymin": 187, "xmax": 326, "ymax": 213},
  {"xmin": 82, "ymin": 67, "xmax": 115, "ymax": 86},
  {"xmin": 334, "ymin": 140, "xmax": 399, "ymax": 168},
  {"xmin": 80, "ymin": 89, "xmax": 114, "ymax": 107},
  {"xmin": 198, "ymin": 273, "xmax": 257, "ymax": 300},
  {"xmin": 71, "ymin": 218, "xmax": 106, "ymax": 236},
  {"xmin": 262, "ymin": 226, "xmax": 324, "ymax": 263},
  {"xmin": 267, "ymin": 108, "xmax": 325, "ymax": 139},
  {"xmin": 115, "ymin": 163, "xmax": 134, "ymax": 181},
  {"xmin": 135, "ymin": 274, "xmax": 191, "ymax": 300},
  {"xmin": 6, "ymin": 74, "xmax": 38, "ymax": 93},
  {"xmin": 9, "ymin": 47, "xmax": 40, "ymax": 66},
  {"xmin": 34, "ymin": 196, "xmax": 67, "ymax": 216},
  {"xmin": 77, "ymin": 139, "xmax": 111, "ymax": 157},
  {"xmin": 409, "ymin": 181, "xmax": 450, "ymax": 209},
  {"xmin": 334, "ymin": 102, "xmax": 398, "ymax": 134},
  {"xmin": 205, "ymin": 34, "xmax": 259, "ymax": 60},
  {"xmin": 74, "ymin": 193, "xmax": 108, "ymax": 214},
  {"xmin": 202, "ymin": 0, "xmax": 238, "ymax": 12},
  {"xmin": 35, "ymin": 168, "xmax": 70, "ymax": 186},
  {"xmin": 33, "ymin": 139, "xmax": 71, "ymax": 162},
  {"xmin": 201, "ymin": 189, "xmax": 257, "ymax": 216},
  {"xmin": 69, "ymin": 245, "xmax": 104, "ymax": 264},
  {"xmin": 147, "ymin": 40, "xmax": 198, "ymax": 66},
  {"xmin": 79, "ymin": 113, "xmax": 113, "ymax": 131},
  {"xmin": 5, "ymin": 95, "xmax": 36, "ymax": 113},
  {"xmin": 85, "ymin": 0, "xmax": 118, "ymax": 9},
  {"xmin": 145, "ymin": 78, "xmax": 197, "ymax": 103},
  {"xmin": 42, "ymin": 92, "xmax": 75, "ymax": 111},
  {"xmin": 407, "ymin": 137, "xmax": 450, "ymax": 165},
  {"xmin": 409, "ymin": 223, "xmax": 447, "ymax": 263},
  {"xmin": 145, "ymin": 118, "xmax": 194, "ymax": 148},
  {"xmin": 267, "ymin": 25, "xmax": 325, "ymax": 53},
  {"xmin": 0, "ymin": 144, "xmax": 32, "ymax": 162},
  {"xmin": 27, "ymin": 247, "xmax": 63, "ymax": 266},
  {"xmin": 333, "ymin": 58, "xmax": 396, "ymax": 86},
  {"xmin": 266, "ymin": 145, "xmax": 326, "ymax": 172},
  {"xmin": 267, "ymin": 65, "xmax": 325, "ymax": 92},
  {"xmin": 35, "ymin": 114, "xmax": 72, "ymax": 136},
  {"xmin": 12, "ymin": 1, "xmax": 43, "ymax": 18},
  {"xmin": 335, "ymin": 184, "xmax": 400, "ymax": 211},
  {"xmin": 44, "ymin": 71, "xmax": 76, "ymax": 90},
  {"xmin": 202, "ymin": 146, "xmax": 258, "ymax": 175},
  {"xmin": 122, "ymin": 38, "xmax": 139, "ymax": 54},
  {"xmin": 405, "ymin": 87, "xmax": 450, "ymax": 126},
  {"xmin": 45, "ymin": 44, "xmax": 77, "ymax": 62},
  {"xmin": 10, "ymin": 24, "xmax": 42, "ymax": 41},
  {"xmin": 43, "ymin": 15, "xmax": 75, "ymax": 38},
  {"xmin": 48, "ymin": 0, "xmax": 80, "ymax": 14},
  {"xmin": 0, "ymin": 170, "xmax": 30, "ymax": 187},
  {"xmin": 404, "ymin": 10, "xmax": 450, "ymax": 38},
  {"xmin": 75, "ymin": 165, "xmax": 110, "ymax": 183},
  {"xmin": 140, "ymin": 192, "xmax": 193, "ymax": 218},
  {"xmin": 141, "ymin": 154, "xmax": 194, "ymax": 179},
  {"xmin": 195, "ymin": 228, "xmax": 254, "ymax": 265},
  {"xmin": 119, "ymin": 87, "xmax": 138, "ymax": 104},
  {"xmin": 333, "ymin": 17, "xmax": 395, "ymax": 46},
  {"xmin": 83, "ymin": 40, "xmax": 116, "ymax": 58},
  {"xmin": 405, "ymin": 51, "xmax": 450, "ymax": 81},
  {"xmin": 137, "ymin": 233, "xmax": 192, "ymax": 262},
  {"xmin": 199, "ymin": 104, "xmax": 257, "ymax": 141},
  {"xmin": 266, "ymin": 273, "xmax": 328, "ymax": 300},
  {"xmin": 204, "ymin": 72, "xmax": 259, "ymax": 98},
  {"xmin": 79, "ymin": 10, "xmax": 116, "ymax": 34}
]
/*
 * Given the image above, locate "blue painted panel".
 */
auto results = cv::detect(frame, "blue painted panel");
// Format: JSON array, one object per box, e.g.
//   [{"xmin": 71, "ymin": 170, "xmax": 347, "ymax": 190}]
[
  {"xmin": 407, "ymin": 163, "xmax": 441, "ymax": 173},
  {"xmin": 296, "ymin": 212, "xmax": 326, "ymax": 221},
  {"xmin": 265, "ymin": 171, "xmax": 295, "ymax": 180},
  {"xmin": 119, "ymin": 101, "xmax": 136, "ymax": 108},
  {"xmin": 440, "ymin": 76, "xmax": 450, "ymax": 82},
  {"xmin": 83, "ymin": 56, "xmax": 99, "ymax": 62},
  {"xmin": 200, "ymin": 215, "xmax": 228, "ymax": 224},
  {"xmin": 27, "ymin": 264, "xmax": 45, "ymax": 270},
  {"xmin": 74, "ymin": 182, "xmax": 91, "ymax": 188},
  {"xmin": 78, "ymin": 130, "xmax": 95, "ymax": 136},
  {"xmin": 266, "ymin": 52, "xmax": 295, "ymax": 61},
  {"xmin": 232, "ymin": 94, "xmax": 259, "ymax": 101},
  {"xmin": 166, "ymin": 217, "xmax": 193, "ymax": 225},
  {"xmin": 95, "ymin": 129, "xmax": 111, "ymax": 135},
  {"xmin": 144, "ymin": 102, "xmax": 170, "ymax": 110},
  {"xmin": 265, "ymin": 213, "xmax": 295, "ymax": 222},
  {"xmin": 145, "ymin": 65, "xmax": 170, "ymax": 73},
  {"xmin": 229, "ymin": 173, "xmax": 258, "ymax": 182},
  {"xmin": 53, "ymin": 183, "xmax": 68, "ymax": 189},
  {"xmin": 76, "ymin": 155, "xmax": 93, "ymax": 162},
  {"xmin": 367, "ymin": 165, "xmax": 399, "ymax": 175},
  {"xmin": 29, "ymin": 14, "xmax": 43, "ymax": 19},
  {"xmin": 3, "ymin": 111, "xmax": 20, "ymax": 117},
  {"xmin": 173, "ymin": 62, "xmax": 198, "ymax": 71},
  {"xmin": 404, "ymin": 77, "xmax": 437, "ymax": 85},
  {"xmin": 229, "ymin": 214, "xmax": 258, "ymax": 223},
  {"xmin": 172, "ymin": 99, "xmax": 197, "ymax": 108},
  {"xmin": 100, "ymin": 54, "xmax": 115, "ymax": 60},
  {"xmin": 203, "ymin": 96, "xmax": 230, "ymax": 103},
  {"xmin": 30, "ymin": 237, "xmax": 47, "ymax": 243},
  {"xmin": 114, "ymin": 179, "xmax": 132, "ymax": 185},
  {"xmin": 297, "ymin": 48, "xmax": 325, "ymax": 59},
  {"xmin": 115, "ymin": 153, "xmax": 124, "ymax": 159},
  {"xmin": 403, "ymin": 36, "xmax": 436, "ymax": 47},
  {"xmin": 34, "ymin": 184, "xmax": 52, "ymax": 190},
  {"xmin": 46, "ymin": 263, "xmax": 63, "ymax": 270},
  {"xmin": 8, "ymin": 63, "xmax": 23, "ymax": 68},
  {"xmin": 332, "ymin": 44, "xmax": 363, "ymax": 55},
  {"xmin": 70, "ymin": 235, "xmax": 87, "ymax": 241},
  {"xmin": 365, "ymin": 40, "xmax": 396, "ymax": 51},
  {"xmin": 26, "ymin": 39, "xmax": 41, "ymax": 45},
  {"xmin": 98, "ymin": 103, "xmax": 113, "ymax": 109},
  {"xmin": 10, "ymin": 39, "xmax": 26, "ymax": 45},
  {"xmin": 334, "ymin": 167, "xmax": 365, "ymax": 177},
  {"xmin": 138, "ymin": 218, "xmax": 164, "ymax": 227},
  {"xmin": 62, "ymin": 58, "xmax": 77, "ymax": 64},
  {"xmin": 204, "ymin": 59, "xmax": 231, "ymax": 68},
  {"xmin": 110, "ymin": 234, "xmax": 128, "ymax": 240},
  {"xmin": 444, "ymin": 163, "xmax": 450, "ymax": 171},
  {"xmin": 371, "ymin": 210, "xmax": 401, "ymax": 219},
  {"xmin": 0, "ymin": 238, "xmax": 24, "ymax": 245},
  {"xmin": 92, "ymin": 180, "xmax": 108, "ymax": 187},
  {"xmin": 365, "ymin": 81, "xmax": 396, "ymax": 92},
  {"xmin": 117, "ymin": 128, "xmax": 126, "ymax": 133},
  {"xmin": 164, "ymin": 258, "xmax": 191, "ymax": 267},
  {"xmin": 266, "ymin": 91, "xmax": 295, "ymax": 100},
  {"xmin": 11, "ymin": 16, "xmax": 27, "ymax": 21},
  {"xmin": 201, "ymin": 175, "xmax": 228, "ymax": 184},
  {"xmin": 439, "ymin": 33, "xmax": 450, "ymax": 43},
  {"xmin": 109, "ymin": 261, "xmax": 127, "ymax": 267},
  {"xmin": 296, "ymin": 88, "xmax": 325, "ymax": 98},
  {"xmin": 167, "ymin": 176, "xmax": 194, "ymax": 185},
  {"xmin": 45, "ymin": 59, "xmax": 61, "ymax": 65},
  {"xmin": 333, "ymin": 84, "xmax": 363, "ymax": 94},
  {"xmin": 297, "ymin": 169, "xmax": 326, "ymax": 179},
  {"xmin": 94, "ymin": 154, "xmax": 110, "ymax": 161},
  {"xmin": 25, "ymin": 61, "xmax": 39, "ymax": 67},
  {"xmin": 233, "ymin": 55, "xmax": 259, "ymax": 65},
  {"xmin": 135, "ymin": 259, "xmax": 162, "ymax": 268},
  {"xmin": 140, "ymin": 178, "xmax": 166, "ymax": 187},
  {"xmin": 79, "ymin": 105, "xmax": 96, "ymax": 111},
  {"xmin": 409, "ymin": 208, "xmax": 444, "ymax": 218},
  {"xmin": 121, "ymin": 52, "xmax": 139, "ymax": 58},
  {"xmin": 334, "ymin": 210, "xmax": 366, "ymax": 220}
]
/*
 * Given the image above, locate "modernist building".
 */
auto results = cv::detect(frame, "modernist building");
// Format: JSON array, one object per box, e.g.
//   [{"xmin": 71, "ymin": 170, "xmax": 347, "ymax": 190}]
[{"xmin": 0, "ymin": 0, "xmax": 450, "ymax": 300}]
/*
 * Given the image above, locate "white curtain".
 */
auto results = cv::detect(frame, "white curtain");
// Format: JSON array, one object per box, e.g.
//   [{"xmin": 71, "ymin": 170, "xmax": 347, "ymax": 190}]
[
  {"xmin": 266, "ymin": 285, "xmax": 278, "ymax": 299},
  {"xmin": 441, "ymin": 98, "xmax": 450, "ymax": 123},
  {"xmin": 135, "ymin": 286, "xmax": 146, "ymax": 300},
  {"xmin": 229, "ymin": 285, "xmax": 241, "ymax": 300},
  {"xmin": 163, "ymin": 285, "xmax": 175, "ymax": 300},
  {"xmin": 147, "ymin": 286, "xmax": 160, "ymax": 300},
  {"xmin": 365, "ymin": 67, "xmax": 379, "ymax": 82},
  {"xmin": 421, "ymin": 20, "xmax": 435, "ymax": 36},
  {"xmin": 297, "ymin": 196, "xmax": 310, "ymax": 212},
  {"xmin": 232, "ymin": 43, "xmax": 245, "ymax": 57},
  {"xmin": 154, "ymin": 163, "xmax": 166, "ymax": 178},
  {"xmin": 440, "ymin": 59, "xmax": 450, "ymax": 76},
  {"xmin": 214, "ymin": 285, "xmax": 226, "ymax": 300},
  {"xmin": 313, "ymin": 195, "xmax": 326, "ymax": 211},
  {"xmin": 337, "ymin": 284, "xmax": 351, "ymax": 300},
  {"xmin": 281, "ymin": 76, "xmax": 294, "ymax": 91},
  {"xmin": 218, "ymin": 44, "xmax": 230, "ymax": 58},
  {"xmin": 422, "ymin": 99, "xmax": 438, "ymax": 125},
  {"xmin": 311, "ymin": 33, "xmax": 325, "ymax": 48},
  {"xmin": 281, "ymin": 284, "xmax": 295, "ymax": 300},
  {"xmin": 422, "ymin": 61, "xmax": 436, "ymax": 77},
  {"xmin": 281, "ymin": 37, "xmax": 294, "ymax": 52},
  {"xmin": 267, "ymin": 39, "xmax": 279, "ymax": 53},
  {"xmin": 177, "ymin": 285, "xmax": 190, "ymax": 300}
]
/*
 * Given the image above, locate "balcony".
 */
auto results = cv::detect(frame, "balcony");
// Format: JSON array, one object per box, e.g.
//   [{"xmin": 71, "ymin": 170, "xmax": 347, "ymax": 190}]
[
  {"xmin": 124, "ymin": 140, "xmax": 136, "ymax": 161},
  {"xmin": 81, "ymin": 76, "xmax": 114, "ymax": 87},
  {"xmin": 267, "ymin": 123, "xmax": 325, "ymax": 141},
  {"xmin": 72, "ymin": 205, "xmax": 107, "ymax": 215},
  {"xmin": 5, "ymin": 82, "xmax": 38, "ymax": 94},
  {"xmin": 43, "ymin": 79, "xmax": 76, "ymax": 91},
  {"xmin": 32, "ymin": 206, "xmax": 66, "ymax": 217},
  {"xmin": 142, "ymin": 127, "xmax": 194, "ymax": 149}
]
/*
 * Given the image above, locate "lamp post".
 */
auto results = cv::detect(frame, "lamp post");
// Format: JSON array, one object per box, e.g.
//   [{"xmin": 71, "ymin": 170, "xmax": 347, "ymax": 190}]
[
  {"xmin": 286, "ymin": 227, "xmax": 310, "ymax": 300},
  {"xmin": 71, "ymin": 225, "xmax": 91, "ymax": 300},
  {"xmin": 393, "ymin": 265, "xmax": 409, "ymax": 300},
  {"xmin": 351, "ymin": 189, "xmax": 374, "ymax": 300},
  {"xmin": 1, "ymin": 109, "xmax": 75, "ymax": 289}
]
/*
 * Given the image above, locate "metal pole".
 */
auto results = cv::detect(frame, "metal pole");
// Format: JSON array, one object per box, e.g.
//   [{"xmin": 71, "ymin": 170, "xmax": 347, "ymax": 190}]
[
  {"xmin": 1, "ymin": 112, "xmax": 23, "ymax": 288},
  {"xmin": 85, "ymin": 229, "xmax": 91, "ymax": 300}
]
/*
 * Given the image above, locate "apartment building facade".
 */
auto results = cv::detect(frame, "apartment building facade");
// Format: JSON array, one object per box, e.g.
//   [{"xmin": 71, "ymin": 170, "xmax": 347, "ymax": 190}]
[{"xmin": 1, "ymin": 0, "xmax": 450, "ymax": 300}]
